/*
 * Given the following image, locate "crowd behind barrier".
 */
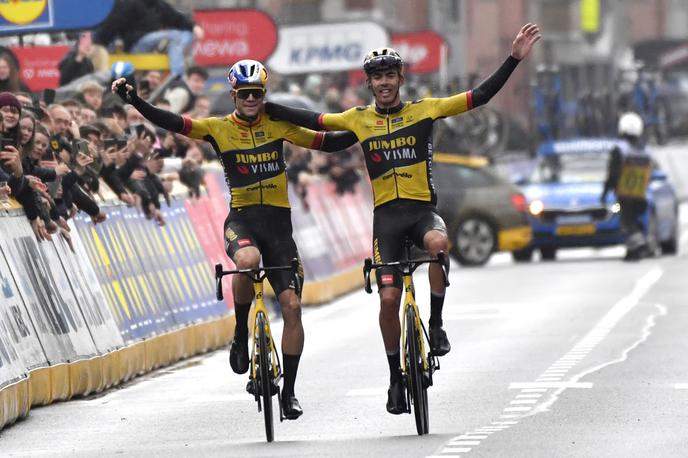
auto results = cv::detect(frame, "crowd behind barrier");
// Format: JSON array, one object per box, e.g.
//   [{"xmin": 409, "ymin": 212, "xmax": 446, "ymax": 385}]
[{"xmin": 0, "ymin": 166, "xmax": 374, "ymax": 430}]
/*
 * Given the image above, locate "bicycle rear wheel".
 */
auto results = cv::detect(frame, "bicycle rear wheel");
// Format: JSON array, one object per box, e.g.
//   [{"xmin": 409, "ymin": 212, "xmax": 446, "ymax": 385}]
[
  {"xmin": 256, "ymin": 313, "xmax": 274, "ymax": 442},
  {"xmin": 405, "ymin": 305, "xmax": 429, "ymax": 435}
]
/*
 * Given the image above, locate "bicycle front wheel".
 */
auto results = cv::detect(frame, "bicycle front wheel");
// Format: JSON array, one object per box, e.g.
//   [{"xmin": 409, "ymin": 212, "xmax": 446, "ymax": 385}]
[
  {"xmin": 405, "ymin": 305, "xmax": 429, "ymax": 435},
  {"xmin": 256, "ymin": 313, "xmax": 274, "ymax": 442}
]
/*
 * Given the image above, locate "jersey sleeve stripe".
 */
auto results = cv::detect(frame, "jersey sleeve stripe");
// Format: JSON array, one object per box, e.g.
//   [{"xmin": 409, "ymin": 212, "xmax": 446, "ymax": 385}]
[
  {"xmin": 466, "ymin": 90, "xmax": 474, "ymax": 110},
  {"xmin": 311, "ymin": 131, "xmax": 325, "ymax": 149},
  {"xmin": 181, "ymin": 116, "xmax": 193, "ymax": 135},
  {"xmin": 317, "ymin": 113, "xmax": 326, "ymax": 130}
]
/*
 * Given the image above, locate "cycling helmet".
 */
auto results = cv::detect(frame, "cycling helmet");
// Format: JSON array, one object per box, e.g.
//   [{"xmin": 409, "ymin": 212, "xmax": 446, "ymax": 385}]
[
  {"xmin": 227, "ymin": 60, "xmax": 268, "ymax": 90},
  {"xmin": 111, "ymin": 61, "xmax": 135, "ymax": 80},
  {"xmin": 363, "ymin": 48, "xmax": 403, "ymax": 75},
  {"xmin": 618, "ymin": 112, "xmax": 643, "ymax": 138}
]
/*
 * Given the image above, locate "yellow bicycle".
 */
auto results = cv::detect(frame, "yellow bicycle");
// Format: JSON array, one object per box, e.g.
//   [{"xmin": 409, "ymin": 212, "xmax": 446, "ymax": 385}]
[
  {"xmin": 363, "ymin": 242, "xmax": 449, "ymax": 435},
  {"xmin": 215, "ymin": 259, "xmax": 300, "ymax": 442}
]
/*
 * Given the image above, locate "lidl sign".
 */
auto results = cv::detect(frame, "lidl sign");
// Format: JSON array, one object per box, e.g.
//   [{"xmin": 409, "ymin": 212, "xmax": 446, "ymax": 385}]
[{"xmin": 0, "ymin": 0, "xmax": 113, "ymax": 35}]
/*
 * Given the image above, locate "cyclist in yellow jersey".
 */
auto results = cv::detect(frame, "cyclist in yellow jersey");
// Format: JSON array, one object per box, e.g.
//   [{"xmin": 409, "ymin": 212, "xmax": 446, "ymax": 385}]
[
  {"xmin": 601, "ymin": 112, "xmax": 653, "ymax": 261},
  {"xmin": 112, "ymin": 60, "xmax": 357, "ymax": 419},
  {"xmin": 265, "ymin": 23, "xmax": 541, "ymax": 414}
]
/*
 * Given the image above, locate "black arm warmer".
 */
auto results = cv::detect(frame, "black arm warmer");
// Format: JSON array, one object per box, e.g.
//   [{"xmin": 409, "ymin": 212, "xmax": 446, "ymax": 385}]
[
  {"xmin": 321, "ymin": 131, "xmax": 358, "ymax": 153},
  {"xmin": 471, "ymin": 56, "xmax": 520, "ymax": 108},
  {"xmin": 119, "ymin": 88, "xmax": 184, "ymax": 133},
  {"xmin": 264, "ymin": 102, "xmax": 323, "ymax": 131}
]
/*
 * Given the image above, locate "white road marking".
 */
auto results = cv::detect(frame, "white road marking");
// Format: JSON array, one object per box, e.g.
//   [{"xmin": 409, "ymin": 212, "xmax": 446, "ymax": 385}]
[
  {"xmin": 431, "ymin": 267, "xmax": 664, "ymax": 457},
  {"xmin": 448, "ymin": 441, "xmax": 480, "ymax": 446},
  {"xmin": 442, "ymin": 447, "xmax": 471, "ymax": 453},
  {"xmin": 345, "ymin": 387, "xmax": 386, "ymax": 396},
  {"xmin": 509, "ymin": 382, "xmax": 593, "ymax": 389},
  {"xmin": 674, "ymin": 383, "xmax": 688, "ymax": 389}
]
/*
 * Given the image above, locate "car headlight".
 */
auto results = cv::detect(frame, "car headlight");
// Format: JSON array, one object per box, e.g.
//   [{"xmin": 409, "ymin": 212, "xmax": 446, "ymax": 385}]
[
  {"xmin": 609, "ymin": 202, "xmax": 621, "ymax": 214},
  {"xmin": 529, "ymin": 199, "xmax": 544, "ymax": 216}
]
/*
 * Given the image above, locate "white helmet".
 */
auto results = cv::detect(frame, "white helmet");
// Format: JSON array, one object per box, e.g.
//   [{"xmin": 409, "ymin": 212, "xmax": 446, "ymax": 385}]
[
  {"xmin": 227, "ymin": 59, "xmax": 268, "ymax": 90},
  {"xmin": 618, "ymin": 112, "xmax": 643, "ymax": 138}
]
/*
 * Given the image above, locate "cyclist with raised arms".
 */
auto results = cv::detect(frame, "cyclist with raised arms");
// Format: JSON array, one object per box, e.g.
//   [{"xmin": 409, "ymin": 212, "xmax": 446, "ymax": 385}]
[
  {"xmin": 112, "ymin": 60, "xmax": 357, "ymax": 419},
  {"xmin": 265, "ymin": 23, "xmax": 541, "ymax": 414}
]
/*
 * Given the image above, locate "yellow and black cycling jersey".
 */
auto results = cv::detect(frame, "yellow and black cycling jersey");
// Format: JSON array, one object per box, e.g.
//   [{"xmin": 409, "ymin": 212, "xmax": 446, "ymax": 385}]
[
  {"xmin": 317, "ymin": 92, "xmax": 473, "ymax": 208},
  {"xmin": 181, "ymin": 113, "xmax": 324, "ymax": 209}
]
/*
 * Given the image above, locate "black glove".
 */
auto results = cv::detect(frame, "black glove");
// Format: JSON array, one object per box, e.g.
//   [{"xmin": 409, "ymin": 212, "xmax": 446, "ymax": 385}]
[{"xmin": 115, "ymin": 81, "xmax": 136, "ymax": 104}]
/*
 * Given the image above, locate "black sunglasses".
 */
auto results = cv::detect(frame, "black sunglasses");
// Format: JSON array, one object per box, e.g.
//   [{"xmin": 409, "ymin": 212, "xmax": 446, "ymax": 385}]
[{"xmin": 235, "ymin": 88, "xmax": 265, "ymax": 100}]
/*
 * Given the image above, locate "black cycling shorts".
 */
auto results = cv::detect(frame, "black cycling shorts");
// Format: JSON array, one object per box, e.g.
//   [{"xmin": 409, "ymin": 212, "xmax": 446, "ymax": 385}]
[
  {"xmin": 372, "ymin": 199, "xmax": 447, "ymax": 290},
  {"xmin": 224, "ymin": 205, "xmax": 304, "ymax": 297}
]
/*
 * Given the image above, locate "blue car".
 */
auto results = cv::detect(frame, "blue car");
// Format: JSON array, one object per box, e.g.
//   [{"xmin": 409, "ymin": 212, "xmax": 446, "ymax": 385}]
[{"xmin": 514, "ymin": 138, "xmax": 679, "ymax": 261}]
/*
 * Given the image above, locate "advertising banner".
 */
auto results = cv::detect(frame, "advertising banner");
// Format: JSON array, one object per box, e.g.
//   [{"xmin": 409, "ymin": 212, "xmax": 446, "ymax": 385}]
[
  {"xmin": 0, "ymin": 249, "xmax": 45, "ymax": 371},
  {"xmin": 0, "ymin": 323, "xmax": 26, "ymax": 390},
  {"xmin": 73, "ymin": 208, "xmax": 171, "ymax": 342},
  {"xmin": 288, "ymin": 186, "xmax": 337, "ymax": 282},
  {"xmin": 268, "ymin": 22, "xmax": 388, "ymax": 74},
  {"xmin": 52, "ymin": 222, "xmax": 123, "ymax": 354},
  {"xmin": 185, "ymin": 174, "xmax": 234, "ymax": 310},
  {"xmin": 0, "ymin": 216, "xmax": 97, "ymax": 364},
  {"xmin": 153, "ymin": 201, "xmax": 225, "ymax": 323},
  {"xmin": 10, "ymin": 45, "xmax": 69, "ymax": 91},
  {"xmin": 192, "ymin": 9, "xmax": 277, "ymax": 67},
  {"xmin": 305, "ymin": 180, "xmax": 373, "ymax": 270},
  {"xmin": 0, "ymin": 0, "xmax": 114, "ymax": 35},
  {"xmin": 391, "ymin": 31, "xmax": 446, "ymax": 74}
]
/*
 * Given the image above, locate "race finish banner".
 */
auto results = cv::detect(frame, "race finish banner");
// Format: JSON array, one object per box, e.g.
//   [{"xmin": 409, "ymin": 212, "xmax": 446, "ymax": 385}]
[
  {"xmin": 52, "ymin": 222, "xmax": 123, "ymax": 354},
  {"xmin": 0, "ymin": 0, "xmax": 114, "ymax": 35},
  {"xmin": 0, "ymin": 215, "xmax": 97, "ymax": 365},
  {"xmin": 73, "ymin": 208, "xmax": 171, "ymax": 342},
  {"xmin": 0, "ymin": 248, "xmax": 45, "ymax": 372},
  {"xmin": 268, "ymin": 21, "xmax": 389, "ymax": 74}
]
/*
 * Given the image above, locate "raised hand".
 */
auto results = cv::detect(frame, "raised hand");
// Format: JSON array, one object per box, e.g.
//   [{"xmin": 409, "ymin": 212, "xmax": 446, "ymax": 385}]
[{"xmin": 511, "ymin": 23, "xmax": 541, "ymax": 60}]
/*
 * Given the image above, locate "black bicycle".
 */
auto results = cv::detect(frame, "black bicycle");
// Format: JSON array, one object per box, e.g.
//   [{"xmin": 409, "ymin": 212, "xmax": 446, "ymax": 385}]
[
  {"xmin": 215, "ymin": 259, "xmax": 301, "ymax": 442},
  {"xmin": 363, "ymin": 242, "xmax": 449, "ymax": 435}
]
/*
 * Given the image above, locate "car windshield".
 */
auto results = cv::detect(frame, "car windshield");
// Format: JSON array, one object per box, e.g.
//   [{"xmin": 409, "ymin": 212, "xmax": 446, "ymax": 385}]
[{"xmin": 530, "ymin": 151, "xmax": 609, "ymax": 184}]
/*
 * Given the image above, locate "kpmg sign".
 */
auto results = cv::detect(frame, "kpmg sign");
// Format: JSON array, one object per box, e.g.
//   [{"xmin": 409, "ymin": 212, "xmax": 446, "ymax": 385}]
[{"xmin": 268, "ymin": 22, "xmax": 388, "ymax": 74}]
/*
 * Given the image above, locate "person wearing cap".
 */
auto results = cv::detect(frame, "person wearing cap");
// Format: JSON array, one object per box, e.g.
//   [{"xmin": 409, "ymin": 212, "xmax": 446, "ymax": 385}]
[
  {"xmin": 112, "ymin": 59, "xmax": 358, "ymax": 420},
  {"xmin": 79, "ymin": 80, "xmax": 105, "ymax": 112},
  {"xmin": 265, "ymin": 23, "xmax": 541, "ymax": 415}
]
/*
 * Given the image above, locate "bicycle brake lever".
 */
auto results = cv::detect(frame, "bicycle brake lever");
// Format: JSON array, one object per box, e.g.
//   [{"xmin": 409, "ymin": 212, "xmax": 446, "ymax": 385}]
[
  {"xmin": 363, "ymin": 258, "xmax": 373, "ymax": 294},
  {"xmin": 436, "ymin": 251, "xmax": 450, "ymax": 287},
  {"xmin": 215, "ymin": 264, "xmax": 224, "ymax": 300}
]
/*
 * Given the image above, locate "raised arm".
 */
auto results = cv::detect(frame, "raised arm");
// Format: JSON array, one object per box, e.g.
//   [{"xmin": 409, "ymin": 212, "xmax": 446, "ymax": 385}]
[{"xmin": 112, "ymin": 78, "xmax": 185, "ymax": 133}]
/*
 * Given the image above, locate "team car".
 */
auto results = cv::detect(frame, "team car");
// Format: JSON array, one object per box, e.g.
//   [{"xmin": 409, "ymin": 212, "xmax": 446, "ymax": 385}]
[
  {"xmin": 433, "ymin": 153, "xmax": 532, "ymax": 266},
  {"xmin": 514, "ymin": 138, "xmax": 679, "ymax": 261}
]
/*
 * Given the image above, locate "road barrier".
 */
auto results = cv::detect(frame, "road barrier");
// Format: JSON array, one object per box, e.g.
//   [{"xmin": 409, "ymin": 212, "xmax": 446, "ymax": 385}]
[{"xmin": 0, "ymin": 169, "xmax": 373, "ymax": 430}]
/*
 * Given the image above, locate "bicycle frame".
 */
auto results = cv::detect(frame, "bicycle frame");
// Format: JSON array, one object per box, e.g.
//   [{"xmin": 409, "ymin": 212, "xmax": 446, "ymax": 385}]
[
  {"xmin": 400, "ymin": 274, "xmax": 429, "ymax": 374},
  {"xmin": 215, "ymin": 259, "xmax": 301, "ymax": 437},
  {"xmin": 363, "ymin": 249, "xmax": 449, "ymax": 374}
]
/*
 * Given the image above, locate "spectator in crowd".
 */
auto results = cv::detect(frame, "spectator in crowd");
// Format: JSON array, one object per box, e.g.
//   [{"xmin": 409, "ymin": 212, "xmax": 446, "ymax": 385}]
[
  {"xmin": 0, "ymin": 53, "xmax": 29, "ymax": 93},
  {"xmin": 58, "ymin": 31, "xmax": 95, "ymax": 86},
  {"xmin": 93, "ymin": 0, "xmax": 204, "ymax": 76},
  {"xmin": 185, "ymin": 94, "xmax": 209, "ymax": 119},
  {"xmin": 78, "ymin": 80, "xmax": 105, "ymax": 112},
  {"xmin": 61, "ymin": 99, "xmax": 82, "ymax": 124},
  {"xmin": 163, "ymin": 65, "xmax": 208, "ymax": 113}
]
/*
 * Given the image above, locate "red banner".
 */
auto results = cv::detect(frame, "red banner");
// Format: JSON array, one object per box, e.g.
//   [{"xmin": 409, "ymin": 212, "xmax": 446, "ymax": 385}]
[
  {"xmin": 11, "ymin": 45, "xmax": 69, "ymax": 91},
  {"xmin": 391, "ymin": 31, "xmax": 446, "ymax": 74},
  {"xmin": 192, "ymin": 9, "xmax": 277, "ymax": 67}
]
